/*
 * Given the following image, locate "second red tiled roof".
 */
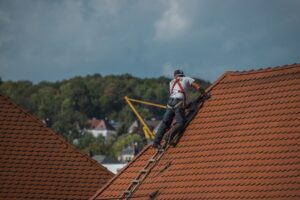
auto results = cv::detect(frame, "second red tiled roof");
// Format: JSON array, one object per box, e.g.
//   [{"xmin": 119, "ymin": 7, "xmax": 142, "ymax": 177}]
[{"xmin": 92, "ymin": 64, "xmax": 300, "ymax": 200}]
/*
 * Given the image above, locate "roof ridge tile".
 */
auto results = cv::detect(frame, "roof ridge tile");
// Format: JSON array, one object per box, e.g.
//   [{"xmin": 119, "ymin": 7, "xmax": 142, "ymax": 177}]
[
  {"xmin": 226, "ymin": 63, "xmax": 300, "ymax": 77},
  {"xmin": 213, "ymin": 80, "xmax": 300, "ymax": 95}
]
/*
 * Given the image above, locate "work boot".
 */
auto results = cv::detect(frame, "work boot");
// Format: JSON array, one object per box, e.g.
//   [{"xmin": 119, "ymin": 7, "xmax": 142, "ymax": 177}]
[
  {"xmin": 152, "ymin": 142, "xmax": 162, "ymax": 149},
  {"xmin": 169, "ymin": 139, "xmax": 177, "ymax": 147}
]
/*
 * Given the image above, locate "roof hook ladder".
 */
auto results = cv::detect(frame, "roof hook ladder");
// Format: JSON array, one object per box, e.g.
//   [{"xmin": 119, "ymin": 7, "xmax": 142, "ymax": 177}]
[{"xmin": 119, "ymin": 145, "xmax": 169, "ymax": 200}]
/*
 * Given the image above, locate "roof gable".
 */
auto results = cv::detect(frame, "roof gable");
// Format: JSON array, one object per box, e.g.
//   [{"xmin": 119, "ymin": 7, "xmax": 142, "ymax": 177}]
[
  {"xmin": 0, "ymin": 94, "xmax": 114, "ymax": 199},
  {"xmin": 88, "ymin": 119, "xmax": 115, "ymax": 131},
  {"xmin": 91, "ymin": 64, "xmax": 300, "ymax": 199}
]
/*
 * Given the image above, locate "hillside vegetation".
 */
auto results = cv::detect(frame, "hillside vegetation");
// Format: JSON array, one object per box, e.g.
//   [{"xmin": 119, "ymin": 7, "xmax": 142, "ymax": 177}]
[{"xmin": 0, "ymin": 74, "xmax": 210, "ymax": 156}]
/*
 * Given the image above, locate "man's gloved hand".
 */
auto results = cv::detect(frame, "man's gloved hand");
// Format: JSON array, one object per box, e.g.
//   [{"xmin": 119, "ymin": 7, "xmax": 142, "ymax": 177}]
[
  {"xmin": 191, "ymin": 82, "xmax": 206, "ymax": 98},
  {"xmin": 198, "ymin": 87, "xmax": 206, "ymax": 97}
]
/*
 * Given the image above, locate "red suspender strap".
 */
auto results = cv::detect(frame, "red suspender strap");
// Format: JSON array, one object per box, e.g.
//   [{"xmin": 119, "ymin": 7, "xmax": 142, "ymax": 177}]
[
  {"xmin": 177, "ymin": 79, "xmax": 186, "ymax": 105},
  {"xmin": 170, "ymin": 78, "xmax": 187, "ymax": 106},
  {"xmin": 170, "ymin": 78, "xmax": 179, "ymax": 94}
]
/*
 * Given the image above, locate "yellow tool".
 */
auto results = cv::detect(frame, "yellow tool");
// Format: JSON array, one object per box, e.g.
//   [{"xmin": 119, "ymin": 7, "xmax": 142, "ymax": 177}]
[{"xmin": 124, "ymin": 96, "xmax": 166, "ymax": 140}]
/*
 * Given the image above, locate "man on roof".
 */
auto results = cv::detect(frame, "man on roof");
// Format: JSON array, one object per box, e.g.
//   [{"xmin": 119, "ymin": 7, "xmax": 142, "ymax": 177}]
[{"xmin": 152, "ymin": 69, "xmax": 205, "ymax": 149}]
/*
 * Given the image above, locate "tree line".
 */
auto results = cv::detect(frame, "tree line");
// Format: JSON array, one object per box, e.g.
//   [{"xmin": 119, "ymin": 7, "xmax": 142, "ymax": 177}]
[{"xmin": 0, "ymin": 74, "xmax": 210, "ymax": 158}]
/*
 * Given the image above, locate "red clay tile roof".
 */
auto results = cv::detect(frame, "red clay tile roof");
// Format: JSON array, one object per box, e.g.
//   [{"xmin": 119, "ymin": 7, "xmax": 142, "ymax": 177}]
[
  {"xmin": 88, "ymin": 119, "xmax": 115, "ymax": 131},
  {"xmin": 91, "ymin": 64, "xmax": 300, "ymax": 200},
  {"xmin": 0, "ymin": 94, "xmax": 114, "ymax": 199}
]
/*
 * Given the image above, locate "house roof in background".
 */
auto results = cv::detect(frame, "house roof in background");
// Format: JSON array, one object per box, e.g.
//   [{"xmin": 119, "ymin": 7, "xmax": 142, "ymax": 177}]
[
  {"xmin": 88, "ymin": 118, "xmax": 116, "ymax": 131},
  {"xmin": 0, "ymin": 94, "xmax": 114, "ymax": 199},
  {"xmin": 91, "ymin": 64, "xmax": 300, "ymax": 200},
  {"xmin": 92, "ymin": 155, "xmax": 121, "ymax": 164},
  {"xmin": 129, "ymin": 119, "xmax": 161, "ymax": 133}
]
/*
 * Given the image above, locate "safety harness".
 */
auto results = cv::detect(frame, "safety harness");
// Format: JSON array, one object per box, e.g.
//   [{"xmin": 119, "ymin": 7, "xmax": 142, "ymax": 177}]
[{"xmin": 169, "ymin": 77, "xmax": 187, "ymax": 108}]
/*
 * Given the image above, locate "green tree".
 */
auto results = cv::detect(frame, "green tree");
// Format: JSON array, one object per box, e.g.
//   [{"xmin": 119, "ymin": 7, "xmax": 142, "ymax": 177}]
[
  {"xmin": 76, "ymin": 132, "xmax": 108, "ymax": 155},
  {"xmin": 31, "ymin": 86, "xmax": 58, "ymax": 119},
  {"xmin": 111, "ymin": 133, "xmax": 144, "ymax": 158},
  {"xmin": 116, "ymin": 123, "xmax": 127, "ymax": 137}
]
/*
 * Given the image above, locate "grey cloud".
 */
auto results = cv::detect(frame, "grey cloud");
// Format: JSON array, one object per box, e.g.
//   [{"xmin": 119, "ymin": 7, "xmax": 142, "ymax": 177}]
[{"xmin": 0, "ymin": 0, "xmax": 299, "ymax": 83}]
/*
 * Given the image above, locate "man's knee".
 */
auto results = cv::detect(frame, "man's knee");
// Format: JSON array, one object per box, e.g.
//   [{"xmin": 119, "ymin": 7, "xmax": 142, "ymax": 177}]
[
  {"xmin": 174, "ymin": 121, "xmax": 185, "ymax": 130},
  {"xmin": 169, "ymin": 121, "xmax": 185, "ymax": 141}
]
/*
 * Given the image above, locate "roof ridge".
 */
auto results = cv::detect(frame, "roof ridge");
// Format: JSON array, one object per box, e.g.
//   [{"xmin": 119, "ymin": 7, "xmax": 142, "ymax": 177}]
[
  {"xmin": 227, "ymin": 63, "xmax": 300, "ymax": 76},
  {"xmin": 0, "ymin": 92, "xmax": 114, "ymax": 177},
  {"xmin": 205, "ymin": 71, "xmax": 230, "ymax": 93},
  {"xmin": 202, "ymin": 64, "xmax": 299, "ymax": 94}
]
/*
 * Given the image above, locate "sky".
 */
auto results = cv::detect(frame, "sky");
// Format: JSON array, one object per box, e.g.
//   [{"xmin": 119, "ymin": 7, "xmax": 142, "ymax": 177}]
[{"xmin": 0, "ymin": 0, "xmax": 299, "ymax": 83}]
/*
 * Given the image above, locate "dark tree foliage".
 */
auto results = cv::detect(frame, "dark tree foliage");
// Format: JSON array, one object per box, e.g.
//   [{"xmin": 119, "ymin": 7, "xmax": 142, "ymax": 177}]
[{"xmin": 0, "ymin": 74, "xmax": 211, "ymax": 155}]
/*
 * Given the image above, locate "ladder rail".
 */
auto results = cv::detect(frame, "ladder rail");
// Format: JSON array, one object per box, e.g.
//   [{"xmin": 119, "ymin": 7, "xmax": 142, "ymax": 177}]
[{"xmin": 119, "ymin": 146, "xmax": 169, "ymax": 199}]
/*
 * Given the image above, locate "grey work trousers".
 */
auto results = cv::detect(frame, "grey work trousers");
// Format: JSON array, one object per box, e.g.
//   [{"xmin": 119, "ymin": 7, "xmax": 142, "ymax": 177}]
[{"xmin": 154, "ymin": 98, "xmax": 186, "ymax": 144}]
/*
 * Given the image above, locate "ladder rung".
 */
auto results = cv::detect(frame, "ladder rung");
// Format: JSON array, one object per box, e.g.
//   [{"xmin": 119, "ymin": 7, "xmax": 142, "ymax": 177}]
[
  {"xmin": 158, "ymin": 148, "xmax": 164, "ymax": 153},
  {"xmin": 124, "ymin": 190, "xmax": 131, "ymax": 194},
  {"xmin": 132, "ymin": 179, "xmax": 140, "ymax": 184},
  {"xmin": 120, "ymin": 146, "xmax": 168, "ymax": 200}
]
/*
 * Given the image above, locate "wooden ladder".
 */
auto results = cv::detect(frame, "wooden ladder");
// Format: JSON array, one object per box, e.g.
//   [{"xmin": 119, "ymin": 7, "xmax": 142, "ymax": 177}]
[{"xmin": 119, "ymin": 146, "xmax": 168, "ymax": 200}]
